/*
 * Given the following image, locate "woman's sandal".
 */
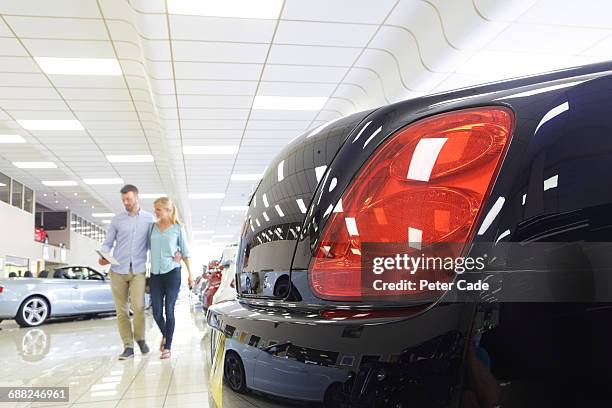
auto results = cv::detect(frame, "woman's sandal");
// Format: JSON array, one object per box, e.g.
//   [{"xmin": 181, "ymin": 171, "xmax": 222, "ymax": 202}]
[
  {"xmin": 160, "ymin": 338, "xmax": 165, "ymax": 352},
  {"xmin": 160, "ymin": 349, "xmax": 171, "ymax": 359}
]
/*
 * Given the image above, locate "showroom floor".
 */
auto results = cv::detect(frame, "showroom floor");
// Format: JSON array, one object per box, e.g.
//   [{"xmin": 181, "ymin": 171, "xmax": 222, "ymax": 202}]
[{"xmin": 0, "ymin": 292, "xmax": 296, "ymax": 408}]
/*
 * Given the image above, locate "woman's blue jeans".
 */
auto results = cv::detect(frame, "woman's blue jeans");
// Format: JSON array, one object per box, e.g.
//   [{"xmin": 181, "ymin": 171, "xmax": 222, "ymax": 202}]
[{"xmin": 150, "ymin": 267, "xmax": 181, "ymax": 350}]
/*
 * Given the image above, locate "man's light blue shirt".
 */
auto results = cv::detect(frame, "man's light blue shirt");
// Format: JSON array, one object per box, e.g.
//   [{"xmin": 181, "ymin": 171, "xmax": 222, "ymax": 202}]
[
  {"xmin": 101, "ymin": 209, "xmax": 155, "ymax": 274},
  {"xmin": 150, "ymin": 223, "xmax": 190, "ymax": 275}
]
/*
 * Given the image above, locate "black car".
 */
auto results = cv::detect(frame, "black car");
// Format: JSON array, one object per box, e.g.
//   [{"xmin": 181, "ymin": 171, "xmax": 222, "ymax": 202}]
[{"xmin": 207, "ymin": 61, "xmax": 612, "ymax": 408}]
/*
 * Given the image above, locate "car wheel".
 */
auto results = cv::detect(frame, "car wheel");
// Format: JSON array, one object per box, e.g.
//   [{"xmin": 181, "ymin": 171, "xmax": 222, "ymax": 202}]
[
  {"xmin": 224, "ymin": 351, "xmax": 247, "ymax": 393},
  {"xmin": 16, "ymin": 296, "xmax": 50, "ymax": 328}
]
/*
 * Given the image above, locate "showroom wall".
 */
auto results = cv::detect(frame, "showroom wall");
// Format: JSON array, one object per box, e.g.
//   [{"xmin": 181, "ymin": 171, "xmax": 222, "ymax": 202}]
[
  {"xmin": 0, "ymin": 199, "xmax": 40, "ymax": 272},
  {"xmin": 0, "ymin": 200, "xmax": 106, "ymax": 277}
]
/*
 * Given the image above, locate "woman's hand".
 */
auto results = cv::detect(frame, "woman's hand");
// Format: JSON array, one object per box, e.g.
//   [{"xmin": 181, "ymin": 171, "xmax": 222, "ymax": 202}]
[
  {"xmin": 173, "ymin": 251, "xmax": 182, "ymax": 263},
  {"xmin": 188, "ymin": 274, "xmax": 194, "ymax": 289}
]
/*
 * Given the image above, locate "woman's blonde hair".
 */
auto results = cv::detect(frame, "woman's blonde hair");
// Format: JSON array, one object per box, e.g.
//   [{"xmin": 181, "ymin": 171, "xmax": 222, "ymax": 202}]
[{"xmin": 154, "ymin": 196, "xmax": 182, "ymax": 225}]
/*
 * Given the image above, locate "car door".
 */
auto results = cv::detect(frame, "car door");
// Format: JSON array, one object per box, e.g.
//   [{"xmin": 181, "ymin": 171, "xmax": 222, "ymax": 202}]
[
  {"xmin": 70, "ymin": 268, "xmax": 111, "ymax": 312},
  {"xmin": 83, "ymin": 268, "xmax": 114, "ymax": 312}
]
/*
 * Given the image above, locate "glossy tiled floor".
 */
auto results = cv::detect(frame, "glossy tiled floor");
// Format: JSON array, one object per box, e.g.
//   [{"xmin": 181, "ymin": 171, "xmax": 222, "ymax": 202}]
[{"xmin": 0, "ymin": 290, "xmax": 297, "ymax": 408}]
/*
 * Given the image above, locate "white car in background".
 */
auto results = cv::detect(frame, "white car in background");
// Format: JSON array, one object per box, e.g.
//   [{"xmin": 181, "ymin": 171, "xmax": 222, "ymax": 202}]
[{"xmin": 212, "ymin": 244, "xmax": 238, "ymax": 306}]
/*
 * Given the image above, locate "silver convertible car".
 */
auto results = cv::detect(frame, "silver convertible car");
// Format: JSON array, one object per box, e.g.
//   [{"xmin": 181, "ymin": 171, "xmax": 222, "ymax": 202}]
[{"xmin": 0, "ymin": 266, "xmax": 117, "ymax": 327}]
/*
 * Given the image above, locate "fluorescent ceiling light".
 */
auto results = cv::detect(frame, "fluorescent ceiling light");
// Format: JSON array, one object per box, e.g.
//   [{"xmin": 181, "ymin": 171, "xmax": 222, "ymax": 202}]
[
  {"xmin": 92, "ymin": 213, "xmax": 115, "ymax": 218},
  {"xmin": 17, "ymin": 119, "xmax": 84, "ymax": 131},
  {"xmin": 296, "ymin": 199, "xmax": 307, "ymax": 214},
  {"xmin": 102, "ymin": 220, "xmax": 111, "ymax": 224},
  {"xmin": 189, "ymin": 193, "xmax": 225, "ymax": 199},
  {"xmin": 230, "ymin": 173, "xmax": 262, "ymax": 181},
  {"xmin": 0, "ymin": 134, "xmax": 26, "ymax": 143},
  {"xmin": 34, "ymin": 57, "xmax": 122, "ymax": 76},
  {"xmin": 212, "ymin": 234, "xmax": 234, "ymax": 238},
  {"xmin": 0, "ymin": 182, "xmax": 6, "ymax": 187},
  {"xmin": 254, "ymin": 96, "xmax": 328, "ymax": 111},
  {"xmin": 13, "ymin": 161, "xmax": 57, "ymax": 169},
  {"xmin": 183, "ymin": 145, "xmax": 239, "ymax": 155},
  {"xmin": 106, "ymin": 155, "xmax": 154, "ymax": 163},
  {"xmin": 277, "ymin": 160, "xmax": 284, "ymax": 182},
  {"xmin": 220, "ymin": 206, "xmax": 248, "ymax": 212},
  {"xmin": 83, "ymin": 178, "xmax": 124, "ymax": 185},
  {"xmin": 42, "ymin": 180, "xmax": 78, "ymax": 187},
  {"xmin": 275, "ymin": 204, "xmax": 285, "ymax": 217},
  {"xmin": 167, "ymin": 0, "xmax": 283, "ymax": 19},
  {"xmin": 193, "ymin": 230, "xmax": 215, "ymax": 235},
  {"xmin": 139, "ymin": 193, "xmax": 167, "ymax": 199}
]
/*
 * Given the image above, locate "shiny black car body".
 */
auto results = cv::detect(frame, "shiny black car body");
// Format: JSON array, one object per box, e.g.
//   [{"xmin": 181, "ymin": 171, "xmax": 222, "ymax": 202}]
[{"xmin": 208, "ymin": 61, "xmax": 612, "ymax": 407}]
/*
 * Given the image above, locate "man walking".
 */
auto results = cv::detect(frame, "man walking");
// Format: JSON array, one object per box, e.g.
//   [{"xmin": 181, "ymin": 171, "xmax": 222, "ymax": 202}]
[{"xmin": 100, "ymin": 184, "xmax": 154, "ymax": 360}]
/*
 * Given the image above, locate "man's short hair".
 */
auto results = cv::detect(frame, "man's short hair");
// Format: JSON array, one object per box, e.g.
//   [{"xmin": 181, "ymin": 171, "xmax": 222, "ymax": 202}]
[{"xmin": 120, "ymin": 184, "xmax": 139, "ymax": 195}]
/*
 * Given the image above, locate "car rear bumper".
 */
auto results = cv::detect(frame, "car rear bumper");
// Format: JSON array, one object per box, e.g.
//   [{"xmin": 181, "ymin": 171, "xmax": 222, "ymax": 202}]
[{"xmin": 207, "ymin": 300, "xmax": 475, "ymax": 407}]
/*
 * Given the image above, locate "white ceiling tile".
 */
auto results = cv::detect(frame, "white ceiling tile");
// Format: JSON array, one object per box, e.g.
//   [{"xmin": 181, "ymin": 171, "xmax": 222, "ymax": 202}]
[
  {"xmin": 178, "ymin": 108, "xmax": 250, "ymax": 120},
  {"xmin": 580, "ymin": 34, "xmax": 612, "ymax": 56},
  {"xmin": 0, "ymin": 86, "xmax": 60, "ymax": 99},
  {"xmin": 169, "ymin": 15, "xmax": 276, "ymax": 43},
  {"xmin": 174, "ymin": 62, "xmax": 263, "ymax": 80},
  {"xmin": 178, "ymin": 95, "xmax": 254, "ymax": 109},
  {"xmin": 0, "ymin": 37, "xmax": 29, "ymax": 56},
  {"xmin": 516, "ymin": 0, "xmax": 612, "ymax": 28},
  {"xmin": 175, "ymin": 80, "xmax": 257, "ymax": 95},
  {"xmin": 130, "ymin": 0, "xmax": 166, "ymax": 13},
  {"xmin": 172, "ymin": 41, "xmax": 269, "ymax": 63},
  {"xmin": 246, "ymin": 120, "xmax": 310, "ymax": 131},
  {"xmin": 0, "ymin": 99, "xmax": 68, "ymax": 110},
  {"xmin": 283, "ymin": 0, "xmax": 396, "ymax": 24},
  {"xmin": 262, "ymin": 65, "xmax": 346, "ymax": 83},
  {"xmin": 5, "ymin": 16, "xmax": 109, "ymax": 40},
  {"xmin": 275, "ymin": 20, "xmax": 377, "ymax": 47},
  {"xmin": 486, "ymin": 24, "xmax": 609, "ymax": 55},
  {"xmin": 12, "ymin": 110, "xmax": 75, "ymax": 120},
  {"xmin": 49, "ymin": 75, "xmax": 128, "ymax": 89},
  {"xmin": 142, "ymin": 40, "xmax": 172, "ymax": 60},
  {"xmin": 249, "ymin": 110, "xmax": 318, "ymax": 121},
  {"xmin": 0, "ymin": 56, "xmax": 39, "ymax": 72},
  {"xmin": 268, "ymin": 44, "xmax": 360, "ymax": 67},
  {"xmin": 59, "ymin": 87, "xmax": 132, "ymax": 100},
  {"xmin": 257, "ymin": 81, "xmax": 336, "ymax": 97},
  {"xmin": 0, "ymin": 0, "xmax": 101, "ymax": 18},
  {"xmin": 134, "ymin": 14, "xmax": 168, "ymax": 39},
  {"xmin": 65, "ymin": 100, "xmax": 136, "ymax": 111},
  {"xmin": 22, "ymin": 39, "xmax": 115, "ymax": 58},
  {"xmin": 180, "ymin": 119, "xmax": 246, "ymax": 130}
]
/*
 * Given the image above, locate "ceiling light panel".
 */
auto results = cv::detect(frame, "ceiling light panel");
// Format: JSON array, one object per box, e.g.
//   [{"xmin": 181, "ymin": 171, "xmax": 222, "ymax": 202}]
[
  {"xmin": 34, "ymin": 57, "xmax": 122, "ymax": 76},
  {"xmin": 0, "ymin": 134, "xmax": 26, "ymax": 143},
  {"xmin": 17, "ymin": 119, "xmax": 84, "ymax": 130},
  {"xmin": 13, "ymin": 162, "xmax": 57, "ymax": 169}
]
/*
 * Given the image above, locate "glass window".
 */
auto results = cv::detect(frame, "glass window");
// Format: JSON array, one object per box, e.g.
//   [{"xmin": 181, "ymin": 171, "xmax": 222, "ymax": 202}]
[
  {"xmin": 0, "ymin": 173, "xmax": 9, "ymax": 204},
  {"xmin": 11, "ymin": 180, "xmax": 23, "ymax": 209},
  {"xmin": 23, "ymin": 187, "xmax": 34, "ymax": 213}
]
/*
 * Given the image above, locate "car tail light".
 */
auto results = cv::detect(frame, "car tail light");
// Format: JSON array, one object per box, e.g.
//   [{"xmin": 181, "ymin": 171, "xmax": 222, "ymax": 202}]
[
  {"xmin": 0, "ymin": 285, "xmax": 3, "ymax": 294},
  {"xmin": 309, "ymin": 107, "xmax": 514, "ymax": 301}
]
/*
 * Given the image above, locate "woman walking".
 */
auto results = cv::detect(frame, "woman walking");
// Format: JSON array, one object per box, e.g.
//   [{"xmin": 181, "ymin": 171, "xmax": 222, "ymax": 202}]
[{"xmin": 149, "ymin": 197, "xmax": 193, "ymax": 359}]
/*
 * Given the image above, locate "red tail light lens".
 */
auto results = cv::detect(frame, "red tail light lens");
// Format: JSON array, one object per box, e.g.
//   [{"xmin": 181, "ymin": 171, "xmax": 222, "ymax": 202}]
[{"xmin": 309, "ymin": 107, "xmax": 514, "ymax": 301}]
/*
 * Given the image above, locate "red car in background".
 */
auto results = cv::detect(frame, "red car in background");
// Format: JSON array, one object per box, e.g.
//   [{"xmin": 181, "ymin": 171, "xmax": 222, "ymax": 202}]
[{"xmin": 201, "ymin": 262, "xmax": 223, "ymax": 310}]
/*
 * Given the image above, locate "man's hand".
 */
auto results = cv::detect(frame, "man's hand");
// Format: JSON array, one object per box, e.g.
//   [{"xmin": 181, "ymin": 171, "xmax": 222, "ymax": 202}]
[
  {"xmin": 98, "ymin": 258, "xmax": 110, "ymax": 266},
  {"xmin": 173, "ymin": 250, "xmax": 182, "ymax": 263}
]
